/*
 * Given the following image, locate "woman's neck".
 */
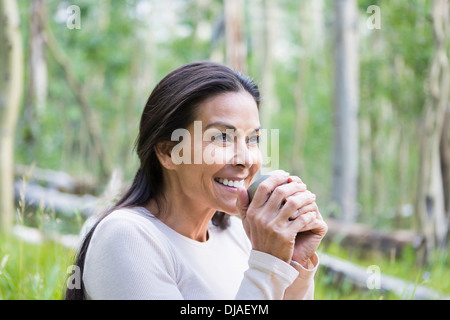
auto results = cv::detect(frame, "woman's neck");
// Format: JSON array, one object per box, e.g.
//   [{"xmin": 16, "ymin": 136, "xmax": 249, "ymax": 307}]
[{"xmin": 145, "ymin": 190, "xmax": 216, "ymax": 243}]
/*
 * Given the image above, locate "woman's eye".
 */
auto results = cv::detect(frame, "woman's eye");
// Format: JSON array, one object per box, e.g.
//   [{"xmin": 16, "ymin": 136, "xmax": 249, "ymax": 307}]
[
  {"xmin": 214, "ymin": 132, "xmax": 231, "ymax": 143},
  {"xmin": 248, "ymin": 135, "xmax": 260, "ymax": 145}
]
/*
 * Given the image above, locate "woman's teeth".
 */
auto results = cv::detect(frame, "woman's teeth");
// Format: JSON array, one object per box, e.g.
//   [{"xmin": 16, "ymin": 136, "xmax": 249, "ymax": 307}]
[{"xmin": 215, "ymin": 178, "xmax": 245, "ymax": 188}]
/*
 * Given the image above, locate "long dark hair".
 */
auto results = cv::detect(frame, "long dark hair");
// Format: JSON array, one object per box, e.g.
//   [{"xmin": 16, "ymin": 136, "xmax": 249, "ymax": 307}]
[{"xmin": 64, "ymin": 61, "xmax": 260, "ymax": 299}]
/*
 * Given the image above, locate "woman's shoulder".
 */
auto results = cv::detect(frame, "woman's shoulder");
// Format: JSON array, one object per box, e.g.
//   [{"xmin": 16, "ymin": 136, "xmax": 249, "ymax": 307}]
[
  {"xmin": 89, "ymin": 207, "xmax": 168, "ymax": 248},
  {"xmin": 101, "ymin": 206, "xmax": 155, "ymax": 225},
  {"xmin": 83, "ymin": 207, "xmax": 181, "ymax": 298}
]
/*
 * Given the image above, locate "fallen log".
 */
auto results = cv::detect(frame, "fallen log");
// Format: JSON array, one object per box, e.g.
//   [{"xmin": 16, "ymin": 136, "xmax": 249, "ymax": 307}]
[
  {"xmin": 324, "ymin": 218, "xmax": 423, "ymax": 258},
  {"xmin": 14, "ymin": 164, "xmax": 97, "ymax": 195},
  {"xmin": 14, "ymin": 167, "xmax": 124, "ymax": 225},
  {"xmin": 14, "ymin": 180, "xmax": 100, "ymax": 218},
  {"xmin": 319, "ymin": 252, "xmax": 447, "ymax": 300}
]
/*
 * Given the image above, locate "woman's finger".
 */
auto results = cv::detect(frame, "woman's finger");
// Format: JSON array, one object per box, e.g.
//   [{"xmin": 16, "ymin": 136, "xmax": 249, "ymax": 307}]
[
  {"xmin": 290, "ymin": 214, "xmax": 328, "ymax": 235},
  {"xmin": 249, "ymin": 173, "xmax": 290, "ymax": 208},
  {"xmin": 263, "ymin": 181, "xmax": 308, "ymax": 213},
  {"xmin": 288, "ymin": 211, "xmax": 317, "ymax": 231},
  {"xmin": 292, "ymin": 202, "xmax": 318, "ymax": 219},
  {"xmin": 276, "ymin": 190, "xmax": 315, "ymax": 222}
]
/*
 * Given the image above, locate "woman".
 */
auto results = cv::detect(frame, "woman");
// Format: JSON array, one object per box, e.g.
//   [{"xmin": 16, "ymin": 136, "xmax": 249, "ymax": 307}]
[{"xmin": 65, "ymin": 61, "xmax": 327, "ymax": 300}]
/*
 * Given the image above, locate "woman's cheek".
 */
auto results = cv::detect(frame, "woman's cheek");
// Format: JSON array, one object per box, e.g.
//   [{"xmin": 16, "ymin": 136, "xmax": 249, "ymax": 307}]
[
  {"xmin": 250, "ymin": 148, "xmax": 262, "ymax": 169},
  {"xmin": 202, "ymin": 143, "xmax": 234, "ymax": 165}
]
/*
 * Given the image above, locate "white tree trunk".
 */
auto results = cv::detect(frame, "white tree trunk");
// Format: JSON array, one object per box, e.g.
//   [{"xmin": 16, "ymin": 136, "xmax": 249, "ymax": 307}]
[
  {"xmin": 29, "ymin": 0, "xmax": 47, "ymax": 114},
  {"xmin": 224, "ymin": 0, "xmax": 247, "ymax": 73},
  {"xmin": 332, "ymin": 0, "xmax": 360, "ymax": 222},
  {"xmin": 416, "ymin": 0, "xmax": 450, "ymax": 259},
  {"xmin": 0, "ymin": 0, "xmax": 23, "ymax": 234}
]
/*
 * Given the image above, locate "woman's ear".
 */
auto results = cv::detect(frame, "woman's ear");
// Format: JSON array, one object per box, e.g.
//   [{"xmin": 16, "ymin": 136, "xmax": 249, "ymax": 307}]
[{"xmin": 154, "ymin": 141, "xmax": 176, "ymax": 170}]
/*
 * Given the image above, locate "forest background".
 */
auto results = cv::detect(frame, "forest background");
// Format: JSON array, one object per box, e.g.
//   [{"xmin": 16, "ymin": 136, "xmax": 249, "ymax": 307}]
[{"xmin": 0, "ymin": 0, "xmax": 449, "ymax": 299}]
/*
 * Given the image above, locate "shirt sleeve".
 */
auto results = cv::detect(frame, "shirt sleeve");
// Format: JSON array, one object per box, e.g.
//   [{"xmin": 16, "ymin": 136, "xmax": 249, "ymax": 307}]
[
  {"xmin": 83, "ymin": 215, "xmax": 184, "ymax": 300},
  {"xmin": 230, "ymin": 215, "xmax": 319, "ymax": 300},
  {"xmin": 284, "ymin": 252, "xmax": 319, "ymax": 300},
  {"xmin": 234, "ymin": 250, "xmax": 296, "ymax": 299},
  {"xmin": 235, "ymin": 250, "xmax": 319, "ymax": 300}
]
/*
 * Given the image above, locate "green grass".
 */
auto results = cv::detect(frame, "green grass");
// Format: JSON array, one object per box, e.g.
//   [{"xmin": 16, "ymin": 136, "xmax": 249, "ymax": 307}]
[
  {"xmin": 2, "ymin": 233, "xmax": 447, "ymax": 300},
  {"xmin": 0, "ymin": 233, "xmax": 74, "ymax": 300},
  {"xmin": 316, "ymin": 242, "xmax": 450, "ymax": 299},
  {"xmin": 1, "ymin": 206, "xmax": 448, "ymax": 300},
  {"xmin": 314, "ymin": 269, "xmax": 399, "ymax": 300}
]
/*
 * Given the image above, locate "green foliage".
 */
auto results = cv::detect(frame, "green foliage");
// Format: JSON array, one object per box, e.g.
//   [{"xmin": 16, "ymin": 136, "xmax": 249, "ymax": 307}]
[
  {"xmin": 356, "ymin": 0, "xmax": 432, "ymax": 227},
  {"xmin": 0, "ymin": 235, "xmax": 74, "ymax": 299},
  {"xmin": 15, "ymin": 0, "xmax": 434, "ymax": 216}
]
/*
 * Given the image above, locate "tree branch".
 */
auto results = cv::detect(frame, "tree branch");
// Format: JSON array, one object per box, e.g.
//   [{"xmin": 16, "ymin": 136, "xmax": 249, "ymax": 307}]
[{"xmin": 41, "ymin": 10, "xmax": 110, "ymax": 179}]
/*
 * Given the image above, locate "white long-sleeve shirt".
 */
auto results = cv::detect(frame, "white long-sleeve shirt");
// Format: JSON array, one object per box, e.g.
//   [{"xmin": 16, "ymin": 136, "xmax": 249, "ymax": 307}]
[{"xmin": 83, "ymin": 207, "xmax": 319, "ymax": 300}]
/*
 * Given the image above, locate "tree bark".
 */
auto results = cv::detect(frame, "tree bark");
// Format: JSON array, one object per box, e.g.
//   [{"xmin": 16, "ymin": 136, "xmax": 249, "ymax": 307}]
[
  {"xmin": 441, "ymin": 106, "xmax": 450, "ymax": 229},
  {"xmin": 415, "ymin": 0, "xmax": 450, "ymax": 261},
  {"xmin": 28, "ymin": 0, "xmax": 47, "ymax": 114},
  {"xmin": 0, "ymin": 0, "xmax": 23, "ymax": 234},
  {"xmin": 22, "ymin": 0, "xmax": 47, "ymax": 145},
  {"xmin": 332, "ymin": 0, "xmax": 360, "ymax": 222},
  {"xmin": 224, "ymin": 0, "xmax": 247, "ymax": 73}
]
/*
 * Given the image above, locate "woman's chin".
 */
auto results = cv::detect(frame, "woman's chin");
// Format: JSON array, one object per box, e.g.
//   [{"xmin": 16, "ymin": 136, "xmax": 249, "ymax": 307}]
[{"xmin": 215, "ymin": 199, "xmax": 239, "ymax": 215}]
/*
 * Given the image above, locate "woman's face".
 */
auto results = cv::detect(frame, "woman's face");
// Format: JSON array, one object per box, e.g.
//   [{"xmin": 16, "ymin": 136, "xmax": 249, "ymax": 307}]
[{"xmin": 170, "ymin": 90, "xmax": 262, "ymax": 214}]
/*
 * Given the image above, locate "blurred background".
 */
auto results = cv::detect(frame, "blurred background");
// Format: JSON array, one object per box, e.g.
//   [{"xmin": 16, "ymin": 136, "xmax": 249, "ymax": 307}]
[{"xmin": 0, "ymin": 0, "xmax": 449, "ymax": 299}]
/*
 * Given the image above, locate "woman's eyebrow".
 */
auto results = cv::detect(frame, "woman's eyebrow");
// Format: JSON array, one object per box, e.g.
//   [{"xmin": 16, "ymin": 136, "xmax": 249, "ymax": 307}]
[
  {"xmin": 205, "ymin": 121, "xmax": 236, "ymax": 130},
  {"xmin": 205, "ymin": 121, "xmax": 262, "ymax": 133}
]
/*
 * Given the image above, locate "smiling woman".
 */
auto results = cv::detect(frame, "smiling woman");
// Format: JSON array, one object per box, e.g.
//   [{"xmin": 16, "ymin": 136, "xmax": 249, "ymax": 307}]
[{"xmin": 64, "ymin": 61, "xmax": 327, "ymax": 300}]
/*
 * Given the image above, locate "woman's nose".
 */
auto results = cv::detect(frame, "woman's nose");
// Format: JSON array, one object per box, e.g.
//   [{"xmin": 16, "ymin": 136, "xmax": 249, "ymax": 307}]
[{"xmin": 232, "ymin": 139, "xmax": 252, "ymax": 167}]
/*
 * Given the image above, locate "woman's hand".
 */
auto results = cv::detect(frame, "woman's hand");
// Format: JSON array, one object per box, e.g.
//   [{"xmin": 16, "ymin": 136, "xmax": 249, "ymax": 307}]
[{"xmin": 236, "ymin": 173, "xmax": 327, "ymax": 266}]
